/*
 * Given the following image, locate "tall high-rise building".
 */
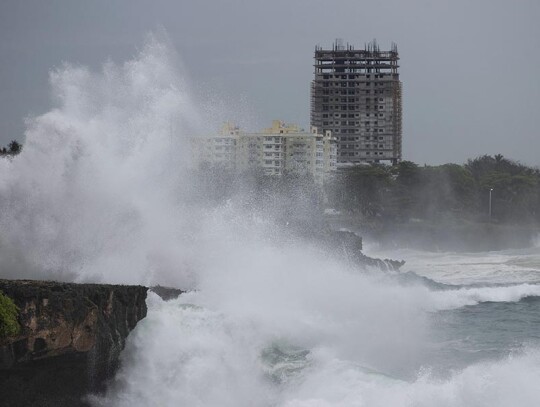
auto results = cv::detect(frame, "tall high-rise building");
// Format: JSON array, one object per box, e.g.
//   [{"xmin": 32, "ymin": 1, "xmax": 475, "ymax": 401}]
[{"xmin": 311, "ymin": 39, "xmax": 402, "ymax": 165}]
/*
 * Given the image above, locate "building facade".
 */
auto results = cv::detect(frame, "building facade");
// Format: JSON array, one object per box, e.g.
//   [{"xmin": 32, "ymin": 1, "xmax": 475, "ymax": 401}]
[
  {"xmin": 191, "ymin": 121, "xmax": 337, "ymax": 184},
  {"xmin": 311, "ymin": 39, "xmax": 402, "ymax": 165}
]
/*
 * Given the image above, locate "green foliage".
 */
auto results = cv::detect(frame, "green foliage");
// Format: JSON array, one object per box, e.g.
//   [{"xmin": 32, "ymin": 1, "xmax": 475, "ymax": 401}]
[
  {"xmin": 326, "ymin": 154, "xmax": 540, "ymax": 225},
  {"xmin": 0, "ymin": 140, "xmax": 23, "ymax": 156},
  {"xmin": 0, "ymin": 291, "xmax": 20, "ymax": 338},
  {"xmin": 337, "ymin": 164, "xmax": 393, "ymax": 217},
  {"xmin": 8, "ymin": 140, "xmax": 22, "ymax": 155},
  {"xmin": 394, "ymin": 161, "xmax": 420, "ymax": 187}
]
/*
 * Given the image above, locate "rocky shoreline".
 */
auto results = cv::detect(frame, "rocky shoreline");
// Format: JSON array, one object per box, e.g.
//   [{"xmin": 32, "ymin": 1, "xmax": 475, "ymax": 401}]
[{"xmin": 0, "ymin": 279, "xmax": 147, "ymax": 407}]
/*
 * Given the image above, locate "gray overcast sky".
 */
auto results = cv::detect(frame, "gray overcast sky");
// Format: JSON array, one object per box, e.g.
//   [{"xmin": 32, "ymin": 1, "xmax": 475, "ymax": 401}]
[{"xmin": 1, "ymin": 0, "xmax": 539, "ymax": 165}]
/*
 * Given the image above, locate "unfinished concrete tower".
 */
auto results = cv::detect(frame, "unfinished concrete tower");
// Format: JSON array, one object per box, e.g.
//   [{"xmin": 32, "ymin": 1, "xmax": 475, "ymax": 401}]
[{"xmin": 311, "ymin": 39, "xmax": 402, "ymax": 165}]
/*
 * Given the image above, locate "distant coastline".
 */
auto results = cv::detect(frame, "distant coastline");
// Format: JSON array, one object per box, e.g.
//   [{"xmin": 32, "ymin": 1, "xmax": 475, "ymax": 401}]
[{"xmin": 329, "ymin": 215, "xmax": 540, "ymax": 252}]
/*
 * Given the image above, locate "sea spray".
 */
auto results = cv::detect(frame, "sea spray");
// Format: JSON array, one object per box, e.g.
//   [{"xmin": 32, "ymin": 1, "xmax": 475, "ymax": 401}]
[{"xmin": 0, "ymin": 34, "xmax": 202, "ymax": 286}]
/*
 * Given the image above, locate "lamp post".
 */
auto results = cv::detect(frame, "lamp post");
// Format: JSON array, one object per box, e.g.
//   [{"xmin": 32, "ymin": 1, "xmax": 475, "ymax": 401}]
[{"xmin": 489, "ymin": 188, "xmax": 493, "ymax": 221}]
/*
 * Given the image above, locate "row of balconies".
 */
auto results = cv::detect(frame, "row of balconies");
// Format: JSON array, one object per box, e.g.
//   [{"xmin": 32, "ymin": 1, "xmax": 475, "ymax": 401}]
[{"xmin": 313, "ymin": 80, "xmax": 397, "ymax": 86}]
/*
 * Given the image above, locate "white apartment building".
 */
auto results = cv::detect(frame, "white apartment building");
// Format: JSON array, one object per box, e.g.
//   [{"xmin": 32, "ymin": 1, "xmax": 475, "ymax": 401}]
[{"xmin": 191, "ymin": 120, "xmax": 337, "ymax": 184}]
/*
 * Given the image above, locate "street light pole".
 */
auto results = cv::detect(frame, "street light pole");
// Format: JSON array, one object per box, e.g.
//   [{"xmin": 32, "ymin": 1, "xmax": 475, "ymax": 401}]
[{"xmin": 489, "ymin": 188, "xmax": 493, "ymax": 221}]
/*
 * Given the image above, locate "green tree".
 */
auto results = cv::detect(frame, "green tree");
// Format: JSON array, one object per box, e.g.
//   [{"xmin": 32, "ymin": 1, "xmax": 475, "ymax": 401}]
[
  {"xmin": 340, "ymin": 165, "xmax": 393, "ymax": 217},
  {"xmin": 8, "ymin": 140, "xmax": 22, "ymax": 155},
  {"xmin": 0, "ymin": 291, "xmax": 20, "ymax": 338}
]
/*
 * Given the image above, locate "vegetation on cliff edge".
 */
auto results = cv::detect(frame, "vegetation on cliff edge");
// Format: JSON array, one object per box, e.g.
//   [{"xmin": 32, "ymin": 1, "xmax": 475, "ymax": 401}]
[{"xmin": 0, "ymin": 290, "xmax": 20, "ymax": 338}]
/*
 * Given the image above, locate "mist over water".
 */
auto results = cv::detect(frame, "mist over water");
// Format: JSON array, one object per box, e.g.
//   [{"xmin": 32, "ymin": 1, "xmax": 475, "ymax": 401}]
[{"xmin": 2, "ymin": 36, "xmax": 540, "ymax": 406}]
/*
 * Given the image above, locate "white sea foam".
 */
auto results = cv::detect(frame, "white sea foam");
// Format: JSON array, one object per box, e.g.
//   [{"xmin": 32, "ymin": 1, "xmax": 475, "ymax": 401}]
[
  {"xmin": 91, "ymin": 293, "xmax": 540, "ymax": 407},
  {"xmin": 279, "ymin": 348, "xmax": 540, "ymax": 407},
  {"xmin": 428, "ymin": 283, "xmax": 540, "ymax": 311},
  {"xmin": 364, "ymin": 245, "xmax": 540, "ymax": 286}
]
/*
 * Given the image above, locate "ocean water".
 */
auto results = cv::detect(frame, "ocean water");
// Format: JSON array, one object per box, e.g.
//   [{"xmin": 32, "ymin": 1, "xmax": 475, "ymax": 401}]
[
  {"xmin": 86, "ymin": 244, "xmax": 540, "ymax": 407},
  {"xmin": 1, "ymin": 34, "xmax": 539, "ymax": 406}
]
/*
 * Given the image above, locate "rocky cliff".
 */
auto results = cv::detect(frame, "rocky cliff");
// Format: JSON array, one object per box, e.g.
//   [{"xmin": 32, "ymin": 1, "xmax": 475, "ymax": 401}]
[{"xmin": 0, "ymin": 279, "xmax": 147, "ymax": 407}]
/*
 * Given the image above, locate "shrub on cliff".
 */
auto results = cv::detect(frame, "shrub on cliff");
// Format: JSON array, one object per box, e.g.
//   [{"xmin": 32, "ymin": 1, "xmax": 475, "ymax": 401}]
[{"xmin": 0, "ymin": 290, "xmax": 20, "ymax": 338}]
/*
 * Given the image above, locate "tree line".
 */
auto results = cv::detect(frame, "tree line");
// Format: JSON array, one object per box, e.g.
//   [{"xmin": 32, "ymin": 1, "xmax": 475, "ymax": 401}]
[{"xmin": 326, "ymin": 154, "xmax": 540, "ymax": 225}]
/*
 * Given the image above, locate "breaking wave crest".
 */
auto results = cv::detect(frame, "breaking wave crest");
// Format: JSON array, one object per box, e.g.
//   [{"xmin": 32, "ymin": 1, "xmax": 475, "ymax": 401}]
[
  {"xmin": 90, "ymin": 293, "xmax": 540, "ymax": 407},
  {"xmin": 427, "ymin": 283, "xmax": 540, "ymax": 311}
]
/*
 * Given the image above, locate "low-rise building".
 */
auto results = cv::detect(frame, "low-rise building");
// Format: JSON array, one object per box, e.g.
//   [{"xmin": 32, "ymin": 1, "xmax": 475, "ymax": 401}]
[
  {"xmin": 191, "ymin": 120, "xmax": 337, "ymax": 184},
  {"xmin": 190, "ymin": 124, "xmax": 238, "ymax": 170}
]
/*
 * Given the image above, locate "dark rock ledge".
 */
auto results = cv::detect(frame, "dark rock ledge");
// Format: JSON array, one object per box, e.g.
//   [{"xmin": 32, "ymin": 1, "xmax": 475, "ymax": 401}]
[{"xmin": 0, "ymin": 279, "xmax": 148, "ymax": 407}]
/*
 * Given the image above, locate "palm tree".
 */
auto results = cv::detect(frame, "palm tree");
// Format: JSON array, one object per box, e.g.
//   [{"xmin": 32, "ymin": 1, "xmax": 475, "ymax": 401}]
[{"xmin": 7, "ymin": 140, "xmax": 21, "ymax": 155}]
